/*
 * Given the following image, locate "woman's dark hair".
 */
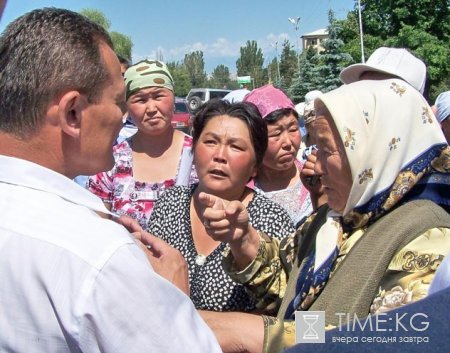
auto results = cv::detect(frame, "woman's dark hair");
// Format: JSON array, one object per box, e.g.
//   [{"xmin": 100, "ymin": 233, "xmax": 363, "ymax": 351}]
[
  {"xmin": 192, "ymin": 99, "xmax": 268, "ymax": 167},
  {"xmin": 264, "ymin": 107, "xmax": 299, "ymax": 123}
]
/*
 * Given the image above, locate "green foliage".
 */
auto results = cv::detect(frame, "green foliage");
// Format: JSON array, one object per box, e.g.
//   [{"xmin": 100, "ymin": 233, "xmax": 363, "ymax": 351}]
[
  {"xmin": 386, "ymin": 25, "xmax": 450, "ymax": 101},
  {"xmin": 79, "ymin": 8, "xmax": 133, "ymax": 62},
  {"xmin": 236, "ymin": 40, "xmax": 265, "ymax": 87},
  {"xmin": 80, "ymin": 9, "xmax": 111, "ymax": 30},
  {"xmin": 167, "ymin": 61, "xmax": 191, "ymax": 97},
  {"xmin": 209, "ymin": 65, "xmax": 233, "ymax": 89},
  {"xmin": 339, "ymin": 0, "xmax": 450, "ymax": 101},
  {"xmin": 184, "ymin": 51, "xmax": 208, "ymax": 88},
  {"xmin": 314, "ymin": 10, "xmax": 352, "ymax": 92},
  {"xmin": 289, "ymin": 46, "xmax": 321, "ymax": 103},
  {"xmin": 279, "ymin": 40, "xmax": 298, "ymax": 89},
  {"xmin": 109, "ymin": 32, "xmax": 133, "ymax": 61},
  {"xmin": 267, "ymin": 57, "xmax": 280, "ymax": 85},
  {"xmin": 360, "ymin": 0, "xmax": 450, "ymax": 40}
]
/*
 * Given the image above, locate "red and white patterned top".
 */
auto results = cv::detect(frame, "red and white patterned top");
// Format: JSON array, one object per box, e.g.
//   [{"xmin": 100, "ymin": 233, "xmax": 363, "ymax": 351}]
[{"xmin": 88, "ymin": 134, "xmax": 197, "ymax": 227}]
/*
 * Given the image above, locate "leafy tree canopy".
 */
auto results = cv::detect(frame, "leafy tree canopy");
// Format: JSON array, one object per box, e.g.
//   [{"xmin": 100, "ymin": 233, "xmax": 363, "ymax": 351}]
[
  {"xmin": 338, "ymin": 0, "xmax": 450, "ymax": 101},
  {"xmin": 184, "ymin": 51, "xmax": 207, "ymax": 88},
  {"xmin": 279, "ymin": 40, "xmax": 298, "ymax": 89},
  {"xmin": 166, "ymin": 61, "xmax": 191, "ymax": 97},
  {"xmin": 236, "ymin": 40, "xmax": 265, "ymax": 87},
  {"xmin": 80, "ymin": 8, "xmax": 133, "ymax": 61}
]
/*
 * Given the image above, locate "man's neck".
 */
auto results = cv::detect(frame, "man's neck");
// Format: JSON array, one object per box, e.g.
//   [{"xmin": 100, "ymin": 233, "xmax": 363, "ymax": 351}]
[{"xmin": 0, "ymin": 131, "xmax": 67, "ymax": 177}]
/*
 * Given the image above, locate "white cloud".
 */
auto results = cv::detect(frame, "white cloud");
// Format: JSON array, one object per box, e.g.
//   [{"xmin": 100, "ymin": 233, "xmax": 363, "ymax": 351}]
[
  {"xmin": 133, "ymin": 32, "xmax": 296, "ymax": 72},
  {"xmin": 261, "ymin": 32, "xmax": 291, "ymax": 53},
  {"xmin": 163, "ymin": 38, "xmax": 244, "ymax": 60}
]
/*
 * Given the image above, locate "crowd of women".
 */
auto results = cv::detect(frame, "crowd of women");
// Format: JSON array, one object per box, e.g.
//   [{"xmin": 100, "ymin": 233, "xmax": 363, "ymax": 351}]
[
  {"xmin": 1, "ymin": 4, "xmax": 448, "ymax": 352},
  {"xmin": 82, "ymin": 50, "xmax": 450, "ymax": 352}
]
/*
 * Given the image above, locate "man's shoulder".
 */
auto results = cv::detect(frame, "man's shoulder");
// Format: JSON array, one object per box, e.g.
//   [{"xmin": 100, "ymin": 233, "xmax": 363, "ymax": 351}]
[
  {"xmin": 45, "ymin": 203, "xmax": 134, "ymax": 269},
  {"xmin": 1, "ymin": 182, "xmax": 134, "ymax": 270}
]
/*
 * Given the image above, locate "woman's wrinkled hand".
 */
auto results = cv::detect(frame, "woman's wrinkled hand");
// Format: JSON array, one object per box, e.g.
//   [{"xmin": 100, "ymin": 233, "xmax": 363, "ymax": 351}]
[{"xmin": 300, "ymin": 150, "xmax": 327, "ymax": 209}]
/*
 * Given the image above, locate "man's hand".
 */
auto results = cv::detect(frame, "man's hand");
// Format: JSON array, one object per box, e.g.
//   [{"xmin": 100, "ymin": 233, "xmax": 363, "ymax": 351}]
[
  {"xmin": 115, "ymin": 215, "xmax": 142, "ymax": 234},
  {"xmin": 115, "ymin": 216, "xmax": 189, "ymax": 295},
  {"xmin": 199, "ymin": 310, "xmax": 264, "ymax": 353},
  {"xmin": 138, "ymin": 232, "xmax": 190, "ymax": 296}
]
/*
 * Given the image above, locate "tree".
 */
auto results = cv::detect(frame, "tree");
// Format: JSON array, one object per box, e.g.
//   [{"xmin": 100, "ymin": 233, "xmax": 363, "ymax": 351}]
[
  {"xmin": 266, "ymin": 57, "xmax": 279, "ymax": 85},
  {"xmin": 314, "ymin": 10, "xmax": 352, "ymax": 92},
  {"xmin": 387, "ymin": 25, "xmax": 450, "ymax": 100},
  {"xmin": 80, "ymin": 8, "xmax": 133, "ymax": 62},
  {"xmin": 110, "ymin": 32, "xmax": 133, "ymax": 62},
  {"xmin": 184, "ymin": 51, "xmax": 207, "ymax": 88},
  {"xmin": 338, "ymin": 0, "xmax": 450, "ymax": 101},
  {"xmin": 209, "ymin": 65, "xmax": 232, "ymax": 89},
  {"xmin": 359, "ymin": 0, "xmax": 449, "ymax": 41},
  {"xmin": 236, "ymin": 40, "xmax": 265, "ymax": 88},
  {"xmin": 80, "ymin": 9, "xmax": 110, "ymax": 30},
  {"xmin": 289, "ymin": 46, "xmax": 321, "ymax": 103},
  {"xmin": 166, "ymin": 61, "xmax": 191, "ymax": 97},
  {"xmin": 279, "ymin": 40, "xmax": 298, "ymax": 89}
]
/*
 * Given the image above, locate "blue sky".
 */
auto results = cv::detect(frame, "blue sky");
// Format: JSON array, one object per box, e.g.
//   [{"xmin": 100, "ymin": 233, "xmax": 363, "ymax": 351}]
[{"xmin": 0, "ymin": 0, "xmax": 355, "ymax": 73}]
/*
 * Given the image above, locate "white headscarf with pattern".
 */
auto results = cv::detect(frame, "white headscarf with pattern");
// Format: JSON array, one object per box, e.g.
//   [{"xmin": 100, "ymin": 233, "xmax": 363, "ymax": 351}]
[
  {"xmin": 287, "ymin": 79, "xmax": 449, "ymax": 315},
  {"xmin": 318, "ymin": 79, "xmax": 449, "ymax": 226}
]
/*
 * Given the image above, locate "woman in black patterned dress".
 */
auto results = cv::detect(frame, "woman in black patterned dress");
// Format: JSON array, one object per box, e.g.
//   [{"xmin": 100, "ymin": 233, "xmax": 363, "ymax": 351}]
[{"xmin": 147, "ymin": 100, "xmax": 295, "ymax": 312}]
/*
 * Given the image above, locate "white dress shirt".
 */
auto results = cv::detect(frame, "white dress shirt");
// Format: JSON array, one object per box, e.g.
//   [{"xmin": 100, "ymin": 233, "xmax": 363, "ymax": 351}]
[{"xmin": 0, "ymin": 155, "xmax": 220, "ymax": 353}]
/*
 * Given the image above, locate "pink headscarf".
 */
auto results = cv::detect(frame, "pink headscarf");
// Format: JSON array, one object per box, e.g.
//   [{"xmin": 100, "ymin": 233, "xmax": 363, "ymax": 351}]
[{"xmin": 243, "ymin": 84, "xmax": 294, "ymax": 119}]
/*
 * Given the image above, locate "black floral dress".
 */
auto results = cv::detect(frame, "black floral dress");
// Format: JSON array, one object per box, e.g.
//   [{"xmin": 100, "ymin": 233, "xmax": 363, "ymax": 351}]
[{"xmin": 147, "ymin": 185, "xmax": 295, "ymax": 312}]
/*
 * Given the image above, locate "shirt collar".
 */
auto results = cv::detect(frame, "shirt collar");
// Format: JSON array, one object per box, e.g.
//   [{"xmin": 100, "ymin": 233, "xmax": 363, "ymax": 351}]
[{"xmin": 0, "ymin": 155, "xmax": 113, "ymax": 216}]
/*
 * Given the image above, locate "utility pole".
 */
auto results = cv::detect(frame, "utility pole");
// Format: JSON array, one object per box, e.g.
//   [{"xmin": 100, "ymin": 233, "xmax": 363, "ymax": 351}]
[
  {"xmin": 357, "ymin": 0, "xmax": 365, "ymax": 63},
  {"xmin": 271, "ymin": 41, "xmax": 281, "ymax": 84},
  {"xmin": 288, "ymin": 16, "xmax": 301, "ymax": 69}
]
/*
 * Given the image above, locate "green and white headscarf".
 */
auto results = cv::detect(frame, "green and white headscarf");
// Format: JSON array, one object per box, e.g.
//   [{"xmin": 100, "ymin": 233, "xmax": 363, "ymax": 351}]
[{"xmin": 124, "ymin": 60, "xmax": 174, "ymax": 100}]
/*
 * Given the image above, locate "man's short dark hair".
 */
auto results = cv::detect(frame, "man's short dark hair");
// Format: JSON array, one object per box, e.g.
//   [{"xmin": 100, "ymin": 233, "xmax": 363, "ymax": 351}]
[
  {"xmin": 0, "ymin": 8, "xmax": 114, "ymax": 138},
  {"xmin": 117, "ymin": 54, "xmax": 131, "ymax": 68}
]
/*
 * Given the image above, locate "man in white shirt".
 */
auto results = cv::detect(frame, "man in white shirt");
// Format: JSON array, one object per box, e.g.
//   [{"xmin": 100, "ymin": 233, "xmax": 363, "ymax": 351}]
[{"xmin": 0, "ymin": 8, "xmax": 220, "ymax": 353}]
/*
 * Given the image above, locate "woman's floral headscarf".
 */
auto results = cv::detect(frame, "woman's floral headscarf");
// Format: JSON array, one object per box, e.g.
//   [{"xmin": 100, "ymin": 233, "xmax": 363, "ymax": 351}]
[
  {"xmin": 319, "ymin": 78, "xmax": 449, "ymax": 228},
  {"xmin": 285, "ymin": 79, "xmax": 449, "ymax": 318}
]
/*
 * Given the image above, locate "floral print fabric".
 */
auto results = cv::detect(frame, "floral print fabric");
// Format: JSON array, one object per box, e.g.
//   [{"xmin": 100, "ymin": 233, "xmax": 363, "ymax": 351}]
[
  {"xmin": 224, "ymin": 80, "xmax": 450, "ymax": 352},
  {"xmin": 254, "ymin": 160, "xmax": 313, "ymax": 227},
  {"xmin": 87, "ymin": 135, "xmax": 197, "ymax": 227},
  {"xmin": 148, "ymin": 185, "xmax": 295, "ymax": 312},
  {"xmin": 318, "ymin": 79, "xmax": 449, "ymax": 223},
  {"xmin": 224, "ymin": 214, "xmax": 450, "ymax": 352}
]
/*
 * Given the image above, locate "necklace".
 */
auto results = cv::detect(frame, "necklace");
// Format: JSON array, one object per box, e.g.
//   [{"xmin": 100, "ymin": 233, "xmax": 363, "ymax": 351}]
[{"xmin": 195, "ymin": 254, "xmax": 207, "ymax": 266}]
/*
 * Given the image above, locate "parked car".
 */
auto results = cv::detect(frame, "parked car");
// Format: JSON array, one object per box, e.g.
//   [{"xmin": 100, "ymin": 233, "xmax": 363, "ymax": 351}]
[
  {"xmin": 172, "ymin": 98, "xmax": 191, "ymax": 134},
  {"xmin": 186, "ymin": 88, "xmax": 232, "ymax": 112}
]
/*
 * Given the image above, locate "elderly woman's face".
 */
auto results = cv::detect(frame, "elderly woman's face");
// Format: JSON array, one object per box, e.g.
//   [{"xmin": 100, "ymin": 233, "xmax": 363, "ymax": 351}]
[
  {"xmin": 313, "ymin": 103, "xmax": 353, "ymax": 214},
  {"xmin": 194, "ymin": 115, "xmax": 257, "ymax": 199}
]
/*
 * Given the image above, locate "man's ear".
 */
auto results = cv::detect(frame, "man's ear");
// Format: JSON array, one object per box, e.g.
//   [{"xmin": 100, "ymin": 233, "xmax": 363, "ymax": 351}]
[{"xmin": 57, "ymin": 91, "xmax": 88, "ymax": 138}]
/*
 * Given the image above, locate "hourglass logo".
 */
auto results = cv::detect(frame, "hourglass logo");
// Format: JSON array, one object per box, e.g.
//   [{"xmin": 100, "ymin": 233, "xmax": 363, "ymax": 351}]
[{"xmin": 295, "ymin": 311, "xmax": 325, "ymax": 343}]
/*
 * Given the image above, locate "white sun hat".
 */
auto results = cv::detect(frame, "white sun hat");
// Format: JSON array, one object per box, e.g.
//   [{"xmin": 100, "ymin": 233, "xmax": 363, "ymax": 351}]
[{"xmin": 340, "ymin": 47, "xmax": 427, "ymax": 93}]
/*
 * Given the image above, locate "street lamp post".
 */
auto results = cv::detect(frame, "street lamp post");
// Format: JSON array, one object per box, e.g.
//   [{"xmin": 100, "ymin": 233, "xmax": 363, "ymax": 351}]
[
  {"xmin": 271, "ymin": 41, "xmax": 281, "ymax": 84},
  {"xmin": 356, "ymin": 0, "xmax": 365, "ymax": 63},
  {"xmin": 288, "ymin": 16, "xmax": 301, "ymax": 69}
]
